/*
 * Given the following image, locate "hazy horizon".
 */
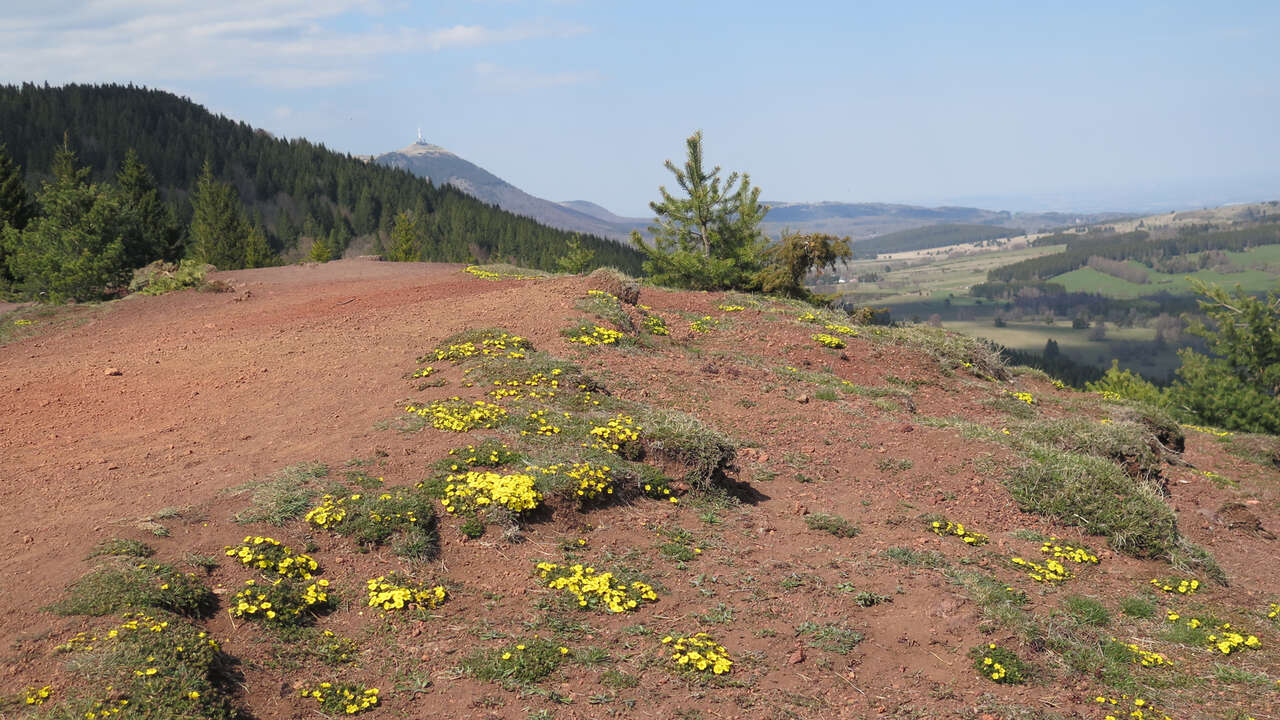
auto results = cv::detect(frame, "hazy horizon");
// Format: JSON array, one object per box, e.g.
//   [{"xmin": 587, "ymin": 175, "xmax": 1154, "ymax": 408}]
[{"xmin": 4, "ymin": 1, "xmax": 1278, "ymax": 217}]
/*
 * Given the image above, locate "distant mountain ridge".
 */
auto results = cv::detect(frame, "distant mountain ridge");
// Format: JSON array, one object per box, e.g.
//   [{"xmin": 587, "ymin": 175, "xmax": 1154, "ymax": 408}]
[
  {"xmin": 375, "ymin": 140, "xmax": 1133, "ymax": 243},
  {"xmin": 375, "ymin": 141, "xmax": 631, "ymax": 240}
]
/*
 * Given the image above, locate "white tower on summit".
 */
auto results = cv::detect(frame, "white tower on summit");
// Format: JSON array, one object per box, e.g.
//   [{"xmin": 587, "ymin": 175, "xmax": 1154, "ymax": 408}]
[{"xmin": 417, "ymin": 127, "xmax": 425, "ymax": 144}]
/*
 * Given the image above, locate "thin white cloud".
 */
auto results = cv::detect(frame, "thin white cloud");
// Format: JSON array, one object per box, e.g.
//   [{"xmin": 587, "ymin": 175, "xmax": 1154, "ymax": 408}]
[
  {"xmin": 0, "ymin": 1, "xmax": 590, "ymax": 89},
  {"xmin": 472, "ymin": 61, "xmax": 599, "ymax": 90}
]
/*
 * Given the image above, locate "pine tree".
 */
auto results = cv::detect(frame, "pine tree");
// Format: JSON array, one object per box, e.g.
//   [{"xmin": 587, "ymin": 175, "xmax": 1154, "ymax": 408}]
[
  {"xmin": 387, "ymin": 211, "xmax": 420, "ymax": 262},
  {"xmin": 0, "ymin": 142, "xmax": 35, "ymax": 287},
  {"xmin": 243, "ymin": 224, "xmax": 274, "ymax": 268},
  {"xmin": 114, "ymin": 149, "xmax": 176, "ymax": 268},
  {"xmin": 0, "ymin": 142, "xmax": 33, "ymax": 231},
  {"xmin": 632, "ymin": 131, "xmax": 767, "ymax": 289},
  {"xmin": 6, "ymin": 143, "xmax": 127, "ymax": 301},
  {"xmin": 188, "ymin": 160, "xmax": 250, "ymax": 269}
]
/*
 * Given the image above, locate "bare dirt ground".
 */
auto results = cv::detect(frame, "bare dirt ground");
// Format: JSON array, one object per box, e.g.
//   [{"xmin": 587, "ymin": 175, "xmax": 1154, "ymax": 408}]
[{"xmin": 1, "ymin": 260, "xmax": 1277, "ymax": 719}]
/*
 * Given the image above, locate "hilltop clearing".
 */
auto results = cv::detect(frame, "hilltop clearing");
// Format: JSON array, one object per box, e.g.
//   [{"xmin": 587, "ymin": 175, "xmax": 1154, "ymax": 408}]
[{"xmin": 1, "ymin": 260, "xmax": 1277, "ymax": 720}]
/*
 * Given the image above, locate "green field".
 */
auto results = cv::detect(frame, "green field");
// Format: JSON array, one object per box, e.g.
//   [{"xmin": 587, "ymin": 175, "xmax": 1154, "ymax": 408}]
[
  {"xmin": 833, "ymin": 244, "xmax": 1065, "ymax": 304},
  {"xmin": 1054, "ymin": 245, "xmax": 1280, "ymax": 298},
  {"xmin": 944, "ymin": 320, "xmax": 1183, "ymax": 380}
]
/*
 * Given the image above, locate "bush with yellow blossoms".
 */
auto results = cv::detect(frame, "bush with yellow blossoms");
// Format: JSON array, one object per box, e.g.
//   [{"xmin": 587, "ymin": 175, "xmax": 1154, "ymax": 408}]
[
  {"xmin": 405, "ymin": 397, "xmax": 508, "ymax": 432},
  {"xmin": 535, "ymin": 562, "xmax": 657, "ymax": 613},
  {"xmin": 971, "ymin": 643, "xmax": 1028, "ymax": 684},
  {"xmin": 230, "ymin": 578, "xmax": 332, "ymax": 628},
  {"xmin": 1040, "ymin": 538, "xmax": 1099, "ymax": 565},
  {"xmin": 663, "ymin": 633, "xmax": 733, "ymax": 676},
  {"xmin": 812, "ymin": 332, "xmax": 845, "ymax": 349},
  {"xmin": 305, "ymin": 488, "xmax": 434, "ymax": 549},
  {"xmin": 930, "ymin": 519, "xmax": 988, "ymax": 546},
  {"xmin": 565, "ymin": 323, "xmax": 626, "ymax": 346},
  {"xmin": 224, "ymin": 536, "xmax": 319, "ymax": 579},
  {"xmin": 442, "ymin": 470, "xmax": 542, "ymax": 516},
  {"xmin": 588, "ymin": 414, "xmax": 643, "ymax": 458},
  {"xmin": 300, "ymin": 682, "xmax": 380, "ymax": 715},
  {"xmin": 1094, "ymin": 694, "xmax": 1173, "ymax": 720},
  {"xmin": 1150, "ymin": 577, "xmax": 1199, "ymax": 595},
  {"xmin": 366, "ymin": 573, "xmax": 447, "ymax": 615},
  {"xmin": 428, "ymin": 330, "xmax": 530, "ymax": 362}
]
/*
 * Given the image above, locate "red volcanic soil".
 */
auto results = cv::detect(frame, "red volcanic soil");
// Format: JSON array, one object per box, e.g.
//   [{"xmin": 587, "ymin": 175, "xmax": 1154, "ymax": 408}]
[{"xmin": 1, "ymin": 260, "xmax": 1277, "ymax": 719}]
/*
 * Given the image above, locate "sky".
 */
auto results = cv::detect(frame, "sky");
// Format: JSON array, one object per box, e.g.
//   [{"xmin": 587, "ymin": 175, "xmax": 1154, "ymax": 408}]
[{"xmin": 3, "ymin": 0, "xmax": 1279, "ymax": 215}]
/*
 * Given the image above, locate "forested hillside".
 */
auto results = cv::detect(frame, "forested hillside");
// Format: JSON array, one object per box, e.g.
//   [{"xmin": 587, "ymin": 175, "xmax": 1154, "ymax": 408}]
[
  {"xmin": 0, "ymin": 83, "xmax": 642, "ymax": 277},
  {"xmin": 851, "ymin": 223, "xmax": 1022, "ymax": 258}
]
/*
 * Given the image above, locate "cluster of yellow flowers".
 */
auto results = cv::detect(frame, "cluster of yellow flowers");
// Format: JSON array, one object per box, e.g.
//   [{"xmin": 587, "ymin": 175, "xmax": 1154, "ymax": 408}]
[
  {"xmin": 717, "ymin": 304, "xmax": 746, "ymax": 312},
  {"xmin": 57, "ymin": 613, "xmax": 219, "ymax": 654},
  {"xmin": 442, "ymin": 471, "xmax": 542, "ymax": 514},
  {"xmin": 487, "ymin": 368, "xmax": 564, "ymax": 401},
  {"xmin": 430, "ymin": 331, "xmax": 530, "ymax": 362},
  {"xmin": 1040, "ymin": 538, "xmax": 1099, "ymax": 565},
  {"xmin": 224, "ymin": 536, "xmax": 319, "ymax": 579},
  {"xmin": 812, "ymin": 333, "xmax": 846, "ymax": 349},
  {"xmin": 798, "ymin": 311, "xmax": 820, "ymax": 322},
  {"xmin": 523, "ymin": 409, "xmax": 563, "ymax": 436},
  {"xmin": 23, "ymin": 685, "xmax": 52, "ymax": 705},
  {"xmin": 643, "ymin": 313, "xmax": 669, "ymax": 336},
  {"xmin": 982, "ymin": 656, "xmax": 1007, "ymax": 681},
  {"xmin": 83, "ymin": 698, "xmax": 131, "ymax": 719},
  {"xmin": 663, "ymin": 633, "xmax": 733, "ymax": 675},
  {"xmin": 1114, "ymin": 639, "xmax": 1170, "ymax": 667},
  {"xmin": 441, "ymin": 441, "xmax": 518, "ymax": 470},
  {"xmin": 1180, "ymin": 423, "xmax": 1233, "ymax": 438},
  {"xmin": 13, "ymin": 318, "xmax": 34, "ymax": 326},
  {"xmin": 230, "ymin": 578, "xmax": 330, "ymax": 623},
  {"xmin": 1165, "ymin": 613, "xmax": 1261, "ymax": 654},
  {"xmin": 1009, "ymin": 391, "xmax": 1035, "ymax": 405},
  {"xmin": 366, "ymin": 574, "xmax": 447, "ymax": 612},
  {"xmin": 566, "ymin": 462, "xmax": 613, "ymax": 501},
  {"xmin": 300, "ymin": 682, "xmax": 380, "ymax": 715},
  {"xmin": 588, "ymin": 414, "xmax": 641, "ymax": 453},
  {"xmin": 1268, "ymin": 602, "xmax": 1279, "ymax": 623},
  {"xmin": 1207, "ymin": 624, "xmax": 1262, "ymax": 655},
  {"xmin": 689, "ymin": 316, "xmax": 717, "ymax": 333},
  {"xmin": 1094, "ymin": 694, "xmax": 1172, "ymax": 720},
  {"xmin": 642, "ymin": 481, "xmax": 680, "ymax": 504},
  {"xmin": 305, "ymin": 491, "xmax": 423, "ymax": 532},
  {"xmin": 405, "ymin": 397, "xmax": 508, "ymax": 432},
  {"xmin": 823, "ymin": 322, "xmax": 859, "ymax": 336},
  {"xmin": 411, "ymin": 366, "xmax": 434, "ymax": 378},
  {"xmin": 535, "ymin": 562, "xmax": 657, "ymax": 613},
  {"xmin": 930, "ymin": 519, "xmax": 989, "ymax": 545},
  {"xmin": 1150, "ymin": 577, "xmax": 1199, "ymax": 594},
  {"xmin": 974, "ymin": 643, "xmax": 1025, "ymax": 684},
  {"xmin": 567, "ymin": 325, "xmax": 625, "ymax": 346},
  {"xmin": 1010, "ymin": 556, "xmax": 1071, "ymax": 583}
]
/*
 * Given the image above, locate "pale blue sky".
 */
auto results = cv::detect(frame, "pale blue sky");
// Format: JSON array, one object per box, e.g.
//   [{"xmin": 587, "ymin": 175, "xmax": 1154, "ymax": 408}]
[{"xmin": 4, "ymin": 1, "xmax": 1278, "ymax": 214}]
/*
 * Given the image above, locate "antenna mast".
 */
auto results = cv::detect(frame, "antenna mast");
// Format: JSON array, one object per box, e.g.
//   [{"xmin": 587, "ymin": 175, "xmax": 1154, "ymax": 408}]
[{"xmin": 417, "ymin": 127, "xmax": 424, "ymax": 143}]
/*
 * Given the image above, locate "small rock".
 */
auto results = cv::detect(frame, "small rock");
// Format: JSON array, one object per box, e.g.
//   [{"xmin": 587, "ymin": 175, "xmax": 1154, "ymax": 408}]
[
  {"xmin": 22, "ymin": 535, "xmax": 33, "ymax": 544},
  {"xmin": 796, "ymin": 395, "xmax": 809, "ymax": 404},
  {"xmin": 788, "ymin": 646, "xmax": 805, "ymax": 664},
  {"xmin": 104, "ymin": 367, "xmax": 122, "ymax": 376},
  {"xmin": 793, "ymin": 503, "xmax": 809, "ymax": 516}
]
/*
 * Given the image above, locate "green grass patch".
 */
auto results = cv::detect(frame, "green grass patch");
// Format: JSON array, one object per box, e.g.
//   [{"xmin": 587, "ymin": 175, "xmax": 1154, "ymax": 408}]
[
  {"xmin": 87, "ymin": 538, "xmax": 155, "ymax": 559},
  {"xmin": 794, "ymin": 621, "xmax": 863, "ymax": 654},
  {"xmin": 461, "ymin": 637, "xmax": 569, "ymax": 687},
  {"xmin": 1119, "ymin": 593, "xmax": 1158, "ymax": 619},
  {"xmin": 880, "ymin": 547, "xmax": 946, "ymax": 568},
  {"xmin": 803, "ymin": 513, "xmax": 860, "ymax": 538},
  {"xmin": 50, "ymin": 561, "xmax": 217, "ymax": 618},
  {"xmin": 1063, "ymin": 595, "xmax": 1110, "ymax": 627},
  {"xmin": 231, "ymin": 461, "xmax": 329, "ymax": 525}
]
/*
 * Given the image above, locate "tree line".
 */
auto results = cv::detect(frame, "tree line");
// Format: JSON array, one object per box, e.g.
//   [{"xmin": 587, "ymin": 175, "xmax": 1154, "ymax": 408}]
[
  {"xmin": 0, "ymin": 82, "xmax": 641, "ymax": 301},
  {"xmin": 987, "ymin": 224, "xmax": 1280, "ymax": 284}
]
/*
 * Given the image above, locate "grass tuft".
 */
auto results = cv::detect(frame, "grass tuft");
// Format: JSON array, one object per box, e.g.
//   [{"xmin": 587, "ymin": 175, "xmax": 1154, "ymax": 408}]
[{"xmin": 231, "ymin": 462, "xmax": 329, "ymax": 525}]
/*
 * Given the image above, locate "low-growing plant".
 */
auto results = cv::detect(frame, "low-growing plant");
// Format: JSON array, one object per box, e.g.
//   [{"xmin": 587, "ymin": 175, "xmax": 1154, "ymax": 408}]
[
  {"xmin": 929, "ymin": 519, "xmax": 988, "ymax": 545},
  {"xmin": 87, "ymin": 538, "xmax": 155, "ymax": 559},
  {"xmin": 230, "ymin": 461, "xmax": 329, "ymax": 525},
  {"xmin": 662, "ymin": 633, "xmax": 733, "ymax": 676},
  {"xmin": 535, "ymin": 562, "xmax": 658, "ymax": 613},
  {"xmin": 405, "ymin": 397, "xmax": 509, "ymax": 432},
  {"xmin": 366, "ymin": 573, "xmax": 447, "ymax": 616},
  {"xmin": 51, "ymin": 561, "xmax": 217, "ymax": 618},
  {"xmin": 54, "ymin": 612, "xmax": 238, "ymax": 719},
  {"xmin": 971, "ymin": 643, "xmax": 1029, "ymax": 684},
  {"xmin": 1063, "ymin": 595, "xmax": 1110, "ymax": 627},
  {"xmin": 1120, "ymin": 594, "xmax": 1158, "ymax": 619},
  {"xmin": 461, "ymin": 637, "xmax": 571, "ymax": 686},
  {"xmin": 224, "ymin": 536, "xmax": 319, "ymax": 579},
  {"xmin": 306, "ymin": 487, "xmax": 437, "ymax": 557},
  {"xmin": 299, "ymin": 682, "xmax": 380, "ymax": 715},
  {"xmin": 880, "ymin": 547, "xmax": 946, "ymax": 568},
  {"xmin": 229, "ymin": 578, "xmax": 332, "ymax": 628},
  {"xmin": 804, "ymin": 513, "xmax": 860, "ymax": 538},
  {"xmin": 795, "ymin": 621, "xmax": 863, "ymax": 654}
]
